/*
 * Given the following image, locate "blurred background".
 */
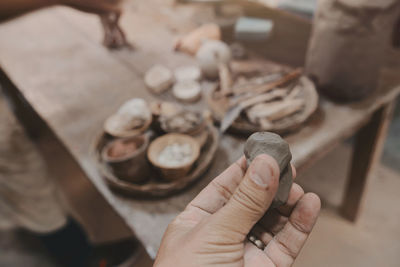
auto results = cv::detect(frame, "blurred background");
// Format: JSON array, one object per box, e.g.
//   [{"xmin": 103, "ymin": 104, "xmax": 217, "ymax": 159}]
[{"xmin": 0, "ymin": 0, "xmax": 399, "ymax": 266}]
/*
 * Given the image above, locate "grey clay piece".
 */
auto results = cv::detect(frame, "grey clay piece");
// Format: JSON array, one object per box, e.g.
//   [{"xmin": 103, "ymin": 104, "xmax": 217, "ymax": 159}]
[{"xmin": 244, "ymin": 132, "xmax": 293, "ymax": 208}]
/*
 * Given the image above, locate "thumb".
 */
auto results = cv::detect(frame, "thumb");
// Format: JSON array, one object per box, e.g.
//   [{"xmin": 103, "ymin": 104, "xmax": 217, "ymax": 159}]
[{"xmin": 210, "ymin": 154, "xmax": 280, "ymax": 240}]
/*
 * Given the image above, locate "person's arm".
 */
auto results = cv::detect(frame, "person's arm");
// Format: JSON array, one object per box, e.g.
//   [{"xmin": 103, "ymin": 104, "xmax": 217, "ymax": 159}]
[
  {"xmin": 0, "ymin": 0, "xmax": 127, "ymax": 49},
  {"xmin": 0, "ymin": 0, "xmax": 56, "ymax": 22}
]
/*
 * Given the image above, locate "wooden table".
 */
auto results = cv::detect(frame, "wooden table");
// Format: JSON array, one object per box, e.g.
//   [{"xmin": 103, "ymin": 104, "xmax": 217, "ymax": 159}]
[{"xmin": 0, "ymin": 0, "xmax": 399, "ymax": 258}]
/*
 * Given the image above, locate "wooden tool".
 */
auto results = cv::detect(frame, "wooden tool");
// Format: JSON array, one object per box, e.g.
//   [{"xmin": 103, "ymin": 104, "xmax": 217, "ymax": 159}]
[
  {"xmin": 219, "ymin": 89, "xmax": 287, "ymax": 133},
  {"xmin": 218, "ymin": 63, "xmax": 233, "ymax": 96},
  {"xmin": 233, "ymin": 68, "xmax": 302, "ymax": 97}
]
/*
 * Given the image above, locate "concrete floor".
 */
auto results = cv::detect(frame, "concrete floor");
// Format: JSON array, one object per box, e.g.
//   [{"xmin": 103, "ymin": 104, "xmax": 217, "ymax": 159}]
[
  {"xmin": 0, "ymin": 230, "xmax": 59, "ymax": 267},
  {"xmin": 295, "ymin": 144, "xmax": 400, "ymax": 267},
  {"xmin": 294, "ymin": 99, "xmax": 400, "ymax": 267}
]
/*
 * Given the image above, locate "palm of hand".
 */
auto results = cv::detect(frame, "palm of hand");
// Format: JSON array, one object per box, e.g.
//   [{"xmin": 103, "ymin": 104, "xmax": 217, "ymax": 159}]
[{"xmin": 155, "ymin": 156, "xmax": 320, "ymax": 267}]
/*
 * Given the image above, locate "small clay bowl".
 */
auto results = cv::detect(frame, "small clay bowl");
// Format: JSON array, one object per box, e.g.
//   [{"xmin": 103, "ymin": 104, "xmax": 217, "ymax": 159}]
[
  {"xmin": 147, "ymin": 134, "xmax": 200, "ymax": 180},
  {"xmin": 102, "ymin": 135, "xmax": 150, "ymax": 184},
  {"xmin": 104, "ymin": 114, "xmax": 152, "ymax": 138},
  {"xmin": 192, "ymin": 126, "xmax": 209, "ymax": 147}
]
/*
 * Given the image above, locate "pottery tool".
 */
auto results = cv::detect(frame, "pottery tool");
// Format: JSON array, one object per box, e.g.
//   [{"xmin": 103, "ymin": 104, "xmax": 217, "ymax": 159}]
[
  {"xmin": 231, "ymin": 72, "xmax": 283, "ymax": 95},
  {"xmin": 218, "ymin": 63, "xmax": 233, "ymax": 96},
  {"xmin": 219, "ymin": 89, "xmax": 287, "ymax": 133},
  {"xmin": 219, "ymin": 69, "xmax": 302, "ymax": 133},
  {"xmin": 246, "ymin": 98, "xmax": 305, "ymax": 123},
  {"xmin": 233, "ymin": 68, "xmax": 302, "ymax": 96},
  {"xmin": 230, "ymin": 59, "xmax": 290, "ymax": 78}
]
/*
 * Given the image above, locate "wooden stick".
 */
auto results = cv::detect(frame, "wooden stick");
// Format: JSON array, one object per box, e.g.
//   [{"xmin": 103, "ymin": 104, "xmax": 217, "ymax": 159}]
[
  {"xmin": 287, "ymin": 83, "xmax": 302, "ymax": 99},
  {"xmin": 219, "ymin": 63, "xmax": 233, "ymax": 96},
  {"xmin": 236, "ymin": 89, "xmax": 287, "ymax": 109},
  {"xmin": 234, "ymin": 68, "xmax": 302, "ymax": 102},
  {"xmin": 268, "ymin": 99, "xmax": 304, "ymax": 121},
  {"xmin": 219, "ymin": 89, "xmax": 287, "ymax": 133},
  {"xmin": 232, "ymin": 72, "xmax": 283, "ymax": 95},
  {"xmin": 246, "ymin": 98, "xmax": 304, "ymax": 122}
]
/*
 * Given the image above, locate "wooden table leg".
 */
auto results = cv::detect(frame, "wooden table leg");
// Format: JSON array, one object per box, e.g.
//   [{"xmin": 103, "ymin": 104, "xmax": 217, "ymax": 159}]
[{"xmin": 341, "ymin": 101, "xmax": 396, "ymax": 222}]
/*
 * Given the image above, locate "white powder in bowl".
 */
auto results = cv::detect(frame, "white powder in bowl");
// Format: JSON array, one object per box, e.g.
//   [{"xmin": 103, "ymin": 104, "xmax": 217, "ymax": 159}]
[{"xmin": 158, "ymin": 143, "xmax": 193, "ymax": 167}]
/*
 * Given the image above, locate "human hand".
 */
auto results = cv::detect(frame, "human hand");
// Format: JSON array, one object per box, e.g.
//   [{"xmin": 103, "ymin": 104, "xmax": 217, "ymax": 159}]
[
  {"xmin": 155, "ymin": 154, "xmax": 320, "ymax": 267},
  {"xmin": 58, "ymin": 0, "xmax": 129, "ymax": 49}
]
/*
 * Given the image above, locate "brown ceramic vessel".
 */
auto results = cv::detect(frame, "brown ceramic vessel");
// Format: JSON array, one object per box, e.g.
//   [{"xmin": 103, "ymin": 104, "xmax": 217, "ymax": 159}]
[{"xmin": 102, "ymin": 134, "xmax": 150, "ymax": 184}]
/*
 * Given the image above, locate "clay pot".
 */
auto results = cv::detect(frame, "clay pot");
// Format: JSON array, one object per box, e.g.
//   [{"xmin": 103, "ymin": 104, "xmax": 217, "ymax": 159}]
[
  {"xmin": 102, "ymin": 135, "xmax": 150, "ymax": 184},
  {"xmin": 305, "ymin": 0, "xmax": 400, "ymax": 101},
  {"xmin": 147, "ymin": 134, "xmax": 200, "ymax": 180}
]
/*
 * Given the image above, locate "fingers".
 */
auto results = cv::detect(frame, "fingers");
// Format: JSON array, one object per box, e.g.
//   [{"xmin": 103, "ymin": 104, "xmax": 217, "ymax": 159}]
[
  {"xmin": 210, "ymin": 154, "xmax": 280, "ymax": 240},
  {"xmin": 277, "ymin": 183, "xmax": 304, "ymax": 216},
  {"xmin": 185, "ymin": 157, "xmax": 246, "ymax": 217},
  {"xmin": 264, "ymin": 193, "xmax": 321, "ymax": 266},
  {"xmin": 186, "ymin": 158, "xmax": 297, "ymax": 220},
  {"xmin": 244, "ymin": 242, "xmax": 275, "ymax": 266},
  {"xmin": 256, "ymin": 183, "xmax": 303, "ymax": 233},
  {"xmin": 291, "ymin": 164, "xmax": 297, "ymax": 179}
]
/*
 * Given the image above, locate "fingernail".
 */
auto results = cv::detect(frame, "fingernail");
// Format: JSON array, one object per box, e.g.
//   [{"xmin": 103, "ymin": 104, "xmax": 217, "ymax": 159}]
[{"xmin": 249, "ymin": 155, "xmax": 273, "ymax": 188}]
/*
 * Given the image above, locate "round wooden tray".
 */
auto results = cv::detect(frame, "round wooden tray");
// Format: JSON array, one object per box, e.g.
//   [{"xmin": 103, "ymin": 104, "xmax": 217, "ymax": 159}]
[
  {"xmin": 206, "ymin": 76, "xmax": 319, "ymax": 135},
  {"xmin": 91, "ymin": 125, "xmax": 219, "ymax": 198}
]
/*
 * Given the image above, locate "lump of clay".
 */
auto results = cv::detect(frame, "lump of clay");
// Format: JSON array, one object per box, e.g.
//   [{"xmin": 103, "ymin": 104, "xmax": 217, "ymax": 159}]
[
  {"xmin": 196, "ymin": 40, "xmax": 232, "ymax": 79},
  {"xmin": 174, "ymin": 65, "xmax": 202, "ymax": 82},
  {"xmin": 244, "ymin": 132, "xmax": 293, "ymax": 208},
  {"xmin": 144, "ymin": 65, "xmax": 174, "ymax": 94},
  {"xmin": 174, "ymin": 23, "xmax": 221, "ymax": 55},
  {"xmin": 172, "ymin": 80, "xmax": 202, "ymax": 102}
]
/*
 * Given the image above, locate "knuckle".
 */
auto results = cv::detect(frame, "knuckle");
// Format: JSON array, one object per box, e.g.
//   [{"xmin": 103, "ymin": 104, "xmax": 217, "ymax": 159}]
[
  {"xmin": 275, "ymin": 238, "xmax": 297, "ymax": 260},
  {"xmin": 211, "ymin": 180, "xmax": 233, "ymax": 202},
  {"xmin": 232, "ymin": 185, "xmax": 265, "ymax": 215}
]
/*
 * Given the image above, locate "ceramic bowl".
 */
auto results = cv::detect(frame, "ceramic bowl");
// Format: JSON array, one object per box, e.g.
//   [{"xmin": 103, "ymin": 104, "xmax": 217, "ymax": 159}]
[
  {"xmin": 102, "ymin": 134, "xmax": 150, "ymax": 184},
  {"xmin": 104, "ymin": 114, "xmax": 152, "ymax": 138},
  {"xmin": 147, "ymin": 133, "xmax": 200, "ymax": 180}
]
